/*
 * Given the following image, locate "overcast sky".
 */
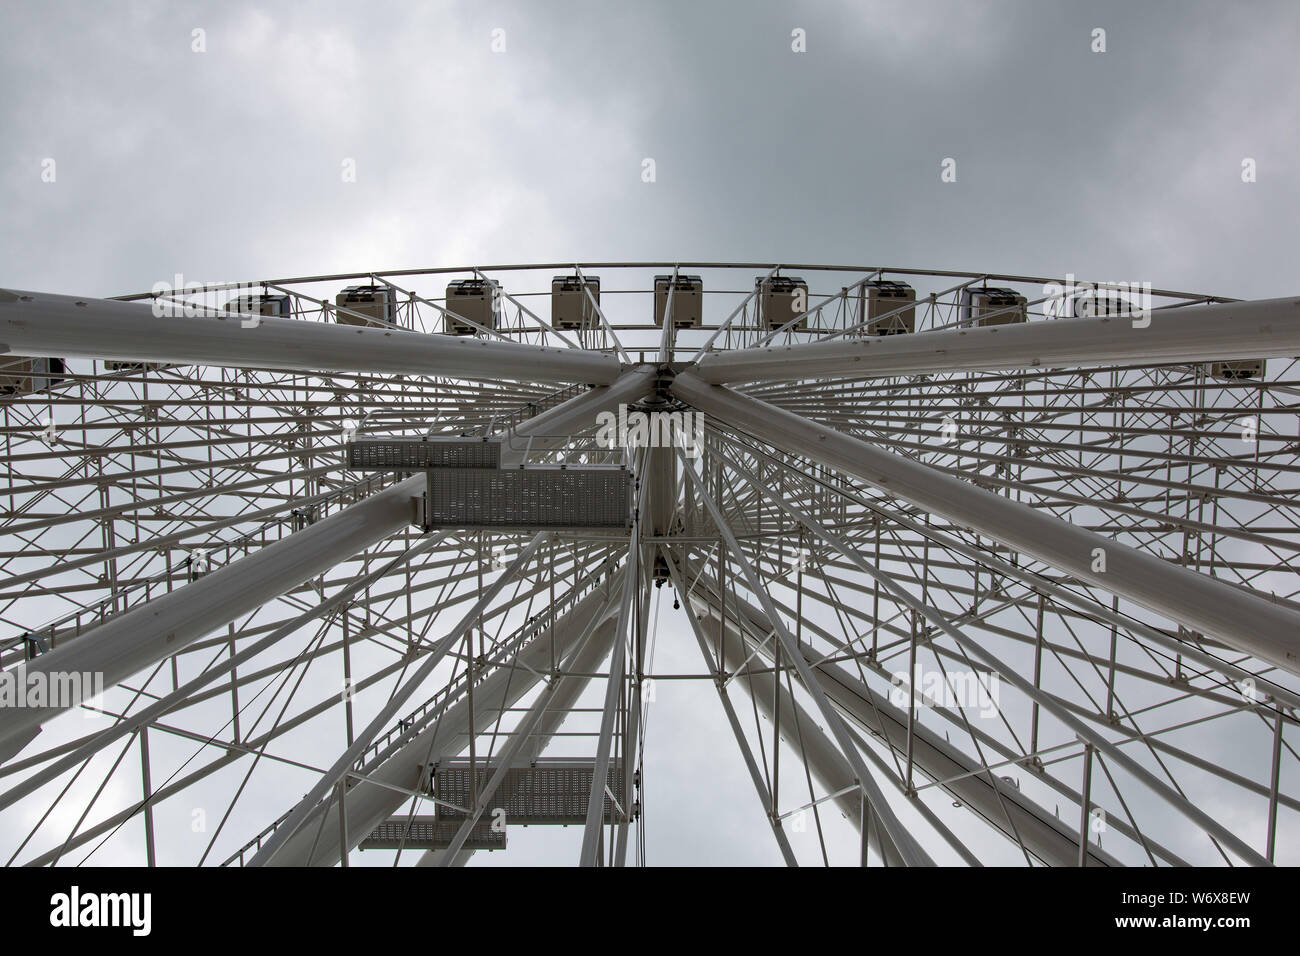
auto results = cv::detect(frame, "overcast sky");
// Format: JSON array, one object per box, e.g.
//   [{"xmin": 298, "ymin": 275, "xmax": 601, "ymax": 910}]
[
  {"xmin": 4, "ymin": 0, "xmax": 1299, "ymax": 301},
  {"xmin": 2, "ymin": 0, "xmax": 1298, "ymax": 867}
]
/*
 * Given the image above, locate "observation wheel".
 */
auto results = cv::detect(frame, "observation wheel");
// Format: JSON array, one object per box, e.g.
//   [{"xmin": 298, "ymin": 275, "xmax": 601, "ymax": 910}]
[{"xmin": 0, "ymin": 263, "xmax": 1297, "ymax": 867}]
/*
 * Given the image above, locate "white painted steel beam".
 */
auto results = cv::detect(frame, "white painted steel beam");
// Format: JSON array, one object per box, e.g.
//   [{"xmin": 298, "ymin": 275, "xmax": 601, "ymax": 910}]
[
  {"xmin": 664, "ymin": 552, "xmax": 798, "ymax": 866},
  {"xmin": 580, "ymin": 451, "xmax": 652, "ymax": 866},
  {"xmin": 0, "ymin": 475, "xmax": 425, "ymax": 758},
  {"xmin": 0, "ymin": 531, "xmax": 450, "ymax": 805},
  {"xmin": 434, "ymin": 642, "xmax": 588, "ymax": 862},
  {"xmin": 698, "ymin": 584, "xmax": 1133, "ymax": 867},
  {"xmin": 689, "ymin": 584, "xmax": 911, "ymax": 865},
  {"xmin": 414, "ymin": 590, "xmax": 625, "ymax": 867},
  {"xmin": 741, "ymin": 585, "xmax": 1267, "ymax": 864},
  {"xmin": 249, "ymin": 532, "xmax": 552, "ymax": 865},
  {"xmin": 0, "ymin": 369, "xmax": 650, "ymax": 759},
  {"xmin": 498, "ymin": 366, "xmax": 659, "ymax": 466},
  {"xmin": 671, "ymin": 373, "xmax": 1300, "ymax": 677},
  {"xmin": 263, "ymin": 571, "xmax": 624, "ymax": 866},
  {"xmin": 682, "ymin": 453, "xmax": 1130, "ymax": 865},
  {"xmin": 690, "ymin": 296, "xmax": 1300, "ymax": 384},
  {"xmin": 676, "ymin": 447, "xmax": 935, "ymax": 866},
  {"xmin": 0, "ymin": 288, "xmax": 621, "ymax": 385}
]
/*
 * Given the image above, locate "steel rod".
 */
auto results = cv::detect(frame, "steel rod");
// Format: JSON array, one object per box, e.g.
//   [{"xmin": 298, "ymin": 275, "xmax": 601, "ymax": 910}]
[
  {"xmin": 0, "ymin": 288, "xmax": 621, "ymax": 385},
  {"xmin": 690, "ymin": 296, "xmax": 1300, "ymax": 384}
]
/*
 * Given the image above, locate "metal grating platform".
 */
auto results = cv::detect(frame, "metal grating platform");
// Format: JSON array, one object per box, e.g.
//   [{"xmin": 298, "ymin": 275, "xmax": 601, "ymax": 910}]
[
  {"xmin": 348, "ymin": 438, "xmax": 501, "ymax": 470},
  {"xmin": 434, "ymin": 760, "xmax": 626, "ymax": 824},
  {"xmin": 424, "ymin": 467, "xmax": 631, "ymax": 530},
  {"xmin": 359, "ymin": 815, "xmax": 506, "ymax": 850}
]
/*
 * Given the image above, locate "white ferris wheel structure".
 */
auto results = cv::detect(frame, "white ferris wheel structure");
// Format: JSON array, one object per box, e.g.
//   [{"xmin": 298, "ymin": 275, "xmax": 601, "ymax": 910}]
[{"xmin": 0, "ymin": 262, "xmax": 1297, "ymax": 867}]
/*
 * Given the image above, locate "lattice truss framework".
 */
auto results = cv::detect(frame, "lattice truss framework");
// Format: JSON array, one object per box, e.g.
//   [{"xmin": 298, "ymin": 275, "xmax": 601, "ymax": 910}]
[{"xmin": 0, "ymin": 264, "xmax": 1297, "ymax": 867}]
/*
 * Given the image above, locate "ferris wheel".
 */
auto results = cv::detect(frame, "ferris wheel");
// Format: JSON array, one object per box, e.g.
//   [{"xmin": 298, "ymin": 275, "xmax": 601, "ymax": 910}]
[{"xmin": 0, "ymin": 262, "xmax": 1296, "ymax": 867}]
